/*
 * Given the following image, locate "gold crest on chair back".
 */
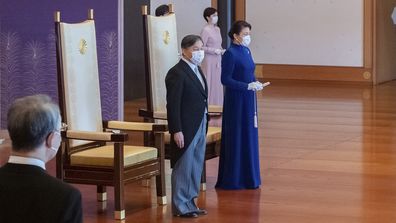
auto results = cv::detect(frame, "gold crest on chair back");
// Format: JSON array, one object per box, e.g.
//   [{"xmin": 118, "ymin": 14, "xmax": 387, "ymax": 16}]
[{"xmin": 54, "ymin": 10, "xmax": 167, "ymax": 220}]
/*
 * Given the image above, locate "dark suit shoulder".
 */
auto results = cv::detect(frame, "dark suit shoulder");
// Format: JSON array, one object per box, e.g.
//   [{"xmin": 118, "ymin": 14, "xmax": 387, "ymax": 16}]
[
  {"xmin": 46, "ymin": 173, "xmax": 81, "ymax": 194},
  {"xmin": 0, "ymin": 163, "xmax": 82, "ymax": 223},
  {"xmin": 0, "ymin": 163, "xmax": 80, "ymax": 196},
  {"xmin": 166, "ymin": 61, "xmax": 187, "ymax": 83},
  {"xmin": 167, "ymin": 60, "xmax": 186, "ymax": 74}
]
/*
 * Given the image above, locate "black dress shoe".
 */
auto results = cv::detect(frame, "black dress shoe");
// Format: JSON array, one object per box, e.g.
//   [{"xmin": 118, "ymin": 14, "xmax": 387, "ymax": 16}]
[
  {"xmin": 175, "ymin": 212, "xmax": 199, "ymax": 218},
  {"xmin": 195, "ymin": 209, "xmax": 208, "ymax": 215}
]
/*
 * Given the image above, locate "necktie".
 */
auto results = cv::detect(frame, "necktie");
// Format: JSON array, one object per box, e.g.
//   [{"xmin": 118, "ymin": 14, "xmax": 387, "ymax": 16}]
[{"xmin": 194, "ymin": 66, "xmax": 205, "ymax": 89}]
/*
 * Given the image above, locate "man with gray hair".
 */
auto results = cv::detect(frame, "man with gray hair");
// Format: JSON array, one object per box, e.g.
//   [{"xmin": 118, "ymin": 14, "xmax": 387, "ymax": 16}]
[
  {"xmin": 166, "ymin": 35, "xmax": 208, "ymax": 218},
  {"xmin": 0, "ymin": 94, "xmax": 82, "ymax": 223}
]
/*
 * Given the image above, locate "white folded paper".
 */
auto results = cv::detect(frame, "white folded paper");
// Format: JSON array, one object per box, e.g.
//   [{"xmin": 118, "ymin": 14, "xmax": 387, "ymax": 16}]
[{"xmin": 262, "ymin": 82, "xmax": 271, "ymax": 88}]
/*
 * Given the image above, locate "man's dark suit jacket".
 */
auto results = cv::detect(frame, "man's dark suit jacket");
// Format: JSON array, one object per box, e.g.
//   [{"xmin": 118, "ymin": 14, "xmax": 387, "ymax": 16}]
[
  {"xmin": 0, "ymin": 163, "xmax": 83, "ymax": 223},
  {"xmin": 166, "ymin": 59, "xmax": 208, "ymax": 167}
]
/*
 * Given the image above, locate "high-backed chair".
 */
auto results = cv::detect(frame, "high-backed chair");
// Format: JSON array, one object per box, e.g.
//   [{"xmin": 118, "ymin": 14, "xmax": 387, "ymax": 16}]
[
  {"xmin": 138, "ymin": 5, "xmax": 222, "ymax": 191},
  {"xmin": 54, "ymin": 10, "xmax": 167, "ymax": 220}
]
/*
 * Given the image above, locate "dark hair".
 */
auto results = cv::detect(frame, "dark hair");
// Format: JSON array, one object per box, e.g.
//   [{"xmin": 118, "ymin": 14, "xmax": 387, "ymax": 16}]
[
  {"xmin": 203, "ymin": 7, "xmax": 217, "ymax": 22},
  {"xmin": 181, "ymin": 35, "xmax": 203, "ymax": 49},
  {"xmin": 228, "ymin": 20, "xmax": 252, "ymax": 40},
  {"xmin": 155, "ymin": 4, "xmax": 170, "ymax": 16},
  {"xmin": 7, "ymin": 94, "xmax": 60, "ymax": 152}
]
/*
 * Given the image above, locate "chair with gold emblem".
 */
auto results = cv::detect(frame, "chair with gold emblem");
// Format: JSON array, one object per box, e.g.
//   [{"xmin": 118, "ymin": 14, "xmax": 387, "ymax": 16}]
[{"xmin": 54, "ymin": 9, "xmax": 167, "ymax": 220}]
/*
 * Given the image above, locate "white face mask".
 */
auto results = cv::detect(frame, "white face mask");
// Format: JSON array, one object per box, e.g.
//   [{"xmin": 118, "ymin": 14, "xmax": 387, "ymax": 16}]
[
  {"xmin": 191, "ymin": 50, "xmax": 205, "ymax": 65},
  {"xmin": 49, "ymin": 147, "xmax": 58, "ymax": 152},
  {"xmin": 241, "ymin": 35, "xmax": 251, "ymax": 47},
  {"xmin": 210, "ymin": 15, "xmax": 218, "ymax": 24}
]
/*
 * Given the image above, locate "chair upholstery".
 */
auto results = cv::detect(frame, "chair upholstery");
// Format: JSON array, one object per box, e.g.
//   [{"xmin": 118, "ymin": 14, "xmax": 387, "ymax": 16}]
[
  {"xmin": 70, "ymin": 145, "xmax": 158, "ymax": 167},
  {"xmin": 55, "ymin": 10, "xmax": 166, "ymax": 220},
  {"xmin": 59, "ymin": 20, "xmax": 103, "ymax": 148},
  {"xmin": 146, "ymin": 14, "xmax": 179, "ymax": 113}
]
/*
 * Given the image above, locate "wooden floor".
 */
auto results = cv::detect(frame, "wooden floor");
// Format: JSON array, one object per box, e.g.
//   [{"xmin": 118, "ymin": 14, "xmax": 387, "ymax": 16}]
[{"xmin": 46, "ymin": 80, "xmax": 396, "ymax": 222}]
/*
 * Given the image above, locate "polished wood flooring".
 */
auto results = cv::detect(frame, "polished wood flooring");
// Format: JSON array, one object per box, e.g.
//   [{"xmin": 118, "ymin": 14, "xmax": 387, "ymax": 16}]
[{"xmin": 9, "ymin": 80, "xmax": 396, "ymax": 222}]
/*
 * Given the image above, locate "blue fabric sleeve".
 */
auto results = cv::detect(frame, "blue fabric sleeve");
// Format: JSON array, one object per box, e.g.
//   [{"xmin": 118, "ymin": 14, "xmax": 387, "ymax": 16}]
[{"xmin": 221, "ymin": 51, "xmax": 249, "ymax": 90}]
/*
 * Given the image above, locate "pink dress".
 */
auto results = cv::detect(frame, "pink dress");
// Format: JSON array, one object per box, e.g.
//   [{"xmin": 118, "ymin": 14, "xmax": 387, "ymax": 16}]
[
  {"xmin": 200, "ymin": 24, "xmax": 223, "ymax": 126},
  {"xmin": 200, "ymin": 24, "xmax": 223, "ymax": 107}
]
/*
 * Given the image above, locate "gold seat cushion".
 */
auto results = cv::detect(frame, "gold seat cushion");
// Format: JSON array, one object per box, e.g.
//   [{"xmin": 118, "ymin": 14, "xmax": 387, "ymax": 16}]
[
  {"xmin": 164, "ymin": 126, "xmax": 221, "ymax": 144},
  {"xmin": 70, "ymin": 145, "xmax": 158, "ymax": 167}
]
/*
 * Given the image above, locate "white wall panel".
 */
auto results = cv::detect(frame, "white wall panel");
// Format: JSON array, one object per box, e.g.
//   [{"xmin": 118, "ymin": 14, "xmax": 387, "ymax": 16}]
[{"xmin": 246, "ymin": 0, "xmax": 364, "ymax": 67}]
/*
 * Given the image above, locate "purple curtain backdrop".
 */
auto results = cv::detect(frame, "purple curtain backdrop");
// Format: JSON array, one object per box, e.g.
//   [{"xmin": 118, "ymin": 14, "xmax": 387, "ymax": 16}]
[{"xmin": 0, "ymin": 0, "xmax": 119, "ymax": 128}]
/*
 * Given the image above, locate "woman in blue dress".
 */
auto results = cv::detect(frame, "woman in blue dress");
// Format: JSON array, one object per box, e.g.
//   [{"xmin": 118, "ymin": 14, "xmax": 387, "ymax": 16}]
[{"xmin": 216, "ymin": 20, "xmax": 265, "ymax": 190}]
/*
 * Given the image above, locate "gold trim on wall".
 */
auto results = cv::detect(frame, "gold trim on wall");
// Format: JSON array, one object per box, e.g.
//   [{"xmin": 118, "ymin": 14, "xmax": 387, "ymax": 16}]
[
  {"xmin": 372, "ymin": 0, "xmax": 396, "ymax": 84},
  {"xmin": 372, "ymin": 0, "xmax": 377, "ymax": 84},
  {"xmin": 364, "ymin": 0, "xmax": 374, "ymax": 69}
]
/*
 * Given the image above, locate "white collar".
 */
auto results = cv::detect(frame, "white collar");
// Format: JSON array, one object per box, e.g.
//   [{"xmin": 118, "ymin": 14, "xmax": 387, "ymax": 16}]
[
  {"xmin": 181, "ymin": 56, "xmax": 198, "ymax": 72},
  {"xmin": 8, "ymin": 155, "xmax": 46, "ymax": 170}
]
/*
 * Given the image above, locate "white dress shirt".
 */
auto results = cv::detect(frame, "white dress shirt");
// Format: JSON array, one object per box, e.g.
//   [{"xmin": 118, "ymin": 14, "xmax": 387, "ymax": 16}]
[{"xmin": 8, "ymin": 155, "xmax": 46, "ymax": 170}]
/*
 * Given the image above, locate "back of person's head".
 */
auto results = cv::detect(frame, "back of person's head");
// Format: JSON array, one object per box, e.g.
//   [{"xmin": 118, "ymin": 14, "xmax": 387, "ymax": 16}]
[
  {"xmin": 155, "ymin": 4, "xmax": 170, "ymax": 16},
  {"xmin": 203, "ymin": 7, "xmax": 217, "ymax": 22},
  {"xmin": 7, "ymin": 94, "xmax": 60, "ymax": 152},
  {"xmin": 181, "ymin": 35, "xmax": 203, "ymax": 49},
  {"xmin": 228, "ymin": 20, "xmax": 252, "ymax": 40}
]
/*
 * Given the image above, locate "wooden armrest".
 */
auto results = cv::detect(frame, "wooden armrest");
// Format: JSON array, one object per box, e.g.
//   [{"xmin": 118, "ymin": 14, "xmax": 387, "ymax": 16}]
[
  {"xmin": 140, "ymin": 106, "xmax": 221, "ymax": 120},
  {"xmin": 105, "ymin": 121, "xmax": 168, "ymax": 132},
  {"xmin": 61, "ymin": 130, "xmax": 127, "ymax": 142}
]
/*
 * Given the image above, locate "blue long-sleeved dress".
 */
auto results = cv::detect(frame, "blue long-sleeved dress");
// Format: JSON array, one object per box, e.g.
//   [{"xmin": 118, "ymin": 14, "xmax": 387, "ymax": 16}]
[{"xmin": 215, "ymin": 42, "xmax": 261, "ymax": 189}]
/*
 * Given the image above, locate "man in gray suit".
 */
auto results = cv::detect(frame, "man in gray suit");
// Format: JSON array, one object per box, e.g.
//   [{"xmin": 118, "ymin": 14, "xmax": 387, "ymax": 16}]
[
  {"xmin": 0, "ymin": 94, "xmax": 82, "ymax": 223},
  {"xmin": 166, "ymin": 35, "xmax": 208, "ymax": 218}
]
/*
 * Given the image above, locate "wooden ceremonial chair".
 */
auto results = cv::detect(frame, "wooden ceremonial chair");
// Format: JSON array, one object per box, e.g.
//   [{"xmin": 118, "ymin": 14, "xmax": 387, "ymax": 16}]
[
  {"xmin": 138, "ymin": 5, "xmax": 222, "ymax": 191},
  {"xmin": 54, "ymin": 10, "xmax": 167, "ymax": 220}
]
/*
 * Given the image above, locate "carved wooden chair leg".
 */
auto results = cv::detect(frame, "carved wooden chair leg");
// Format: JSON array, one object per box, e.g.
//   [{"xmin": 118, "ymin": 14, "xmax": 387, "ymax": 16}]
[
  {"xmin": 155, "ymin": 132, "xmax": 167, "ymax": 204},
  {"xmin": 114, "ymin": 181, "xmax": 125, "ymax": 220},
  {"xmin": 142, "ymin": 127, "xmax": 155, "ymax": 187},
  {"xmin": 156, "ymin": 174, "xmax": 167, "ymax": 205},
  {"xmin": 114, "ymin": 143, "xmax": 125, "ymax": 220}
]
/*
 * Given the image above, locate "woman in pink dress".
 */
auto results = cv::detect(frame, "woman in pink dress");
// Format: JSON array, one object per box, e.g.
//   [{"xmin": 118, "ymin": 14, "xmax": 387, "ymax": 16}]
[{"xmin": 200, "ymin": 7, "xmax": 225, "ymax": 126}]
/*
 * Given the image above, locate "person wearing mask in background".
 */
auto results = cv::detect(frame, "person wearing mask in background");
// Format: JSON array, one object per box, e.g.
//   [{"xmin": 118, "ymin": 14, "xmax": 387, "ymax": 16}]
[
  {"xmin": 200, "ymin": 7, "xmax": 225, "ymax": 126},
  {"xmin": 155, "ymin": 4, "xmax": 170, "ymax": 16},
  {"xmin": 166, "ymin": 35, "xmax": 209, "ymax": 218},
  {"xmin": 216, "ymin": 21, "xmax": 269, "ymax": 190},
  {"xmin": 0, "ymin": 94, "xmax": 83, "ymax": 223}
]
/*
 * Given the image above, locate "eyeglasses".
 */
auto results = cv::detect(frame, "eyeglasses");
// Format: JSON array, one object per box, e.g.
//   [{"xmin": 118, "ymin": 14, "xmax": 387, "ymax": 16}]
[
  {"xmin": 50, "ymin": 122, "xmax": 68, "ymax": 137},
  {"xmin": 55, "ymin": 123, "xmax": 68, "ymax": 133},
  {"xmin": 60, "ymin": 123, "xmax": 68, "ymax": 131}
]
